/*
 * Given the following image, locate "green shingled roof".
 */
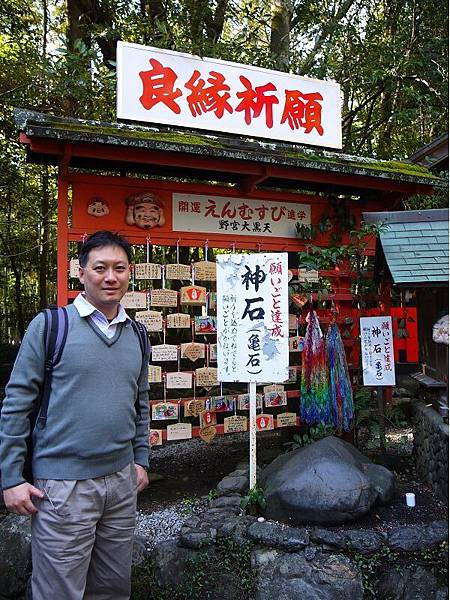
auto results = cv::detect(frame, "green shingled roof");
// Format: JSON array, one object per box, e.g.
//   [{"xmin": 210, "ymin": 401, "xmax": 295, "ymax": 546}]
[{"xmin": 362, "ymin": 209, "xmax": 449, "ymax": 285}]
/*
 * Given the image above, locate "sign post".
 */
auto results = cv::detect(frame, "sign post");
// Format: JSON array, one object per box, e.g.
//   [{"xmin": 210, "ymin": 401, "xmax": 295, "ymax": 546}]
[
  {"xmin": 360, "ymin": 316, "xmax": 396, "ymax": 453},
  {"xmin": 217, "ymin": 253, "xmax": 289, "ymax": 489}
]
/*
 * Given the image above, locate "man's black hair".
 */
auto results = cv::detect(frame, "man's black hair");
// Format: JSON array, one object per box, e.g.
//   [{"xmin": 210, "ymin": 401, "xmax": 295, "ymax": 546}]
[{"xmin": 79, "ymin": 231, "xmax": 132, "ymax": 267}]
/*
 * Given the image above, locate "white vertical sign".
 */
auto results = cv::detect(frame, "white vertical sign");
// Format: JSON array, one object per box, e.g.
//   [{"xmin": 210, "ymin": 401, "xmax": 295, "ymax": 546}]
[
  {"xmin": 217, "ymin": 252, "xmax": 289, "ymax": 489},
  {"xmin": 217, "ymin": 253, "xmax": 289, "ymax": 383},
  {"xmin": 360, "ymin": 316, "xmax": 396, "ymax": 386}
]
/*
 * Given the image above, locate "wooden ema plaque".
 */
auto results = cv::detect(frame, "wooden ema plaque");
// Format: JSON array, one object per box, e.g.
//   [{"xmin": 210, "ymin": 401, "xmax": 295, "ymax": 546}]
[
  {"xmin": 148, "ymin": 365, "xmax": 162, "ymax": 383},
  {"xmin": 237, "ymin": 393, "xmax": 262, "ymax": 410},
  {"xmin": 264, "ymin": 390, "xmax": 287, "ymax": 407},
  {"xmin": 291, "ymin": 292, "xmax": 308, "ymax": 309},
  {"xmin": 184, "ymin": 398, "xmax": 205, "ymax": 417},
  {"xmin": 166, "ymin": 371, "xmax": 192, "ymax": 389},
  {"xmin": 256, "ymin": 414, "xmax": 274, "ymax": 431},
  {"xmin": 195, "ymin": 367, "xmax": 218, "ymax": 388},
  {"xmin": 150, "ymin": 288, "xmax": 178, "ymax": 307},
  {"xmin": 224, "ymin": 415, "xmax": 248, "ymax": 433},
  {"xmin": 263, "ymin": 384, "xmax": 284, "ymax": 394},
  {"xmin": 135, "ymin": 310, "xmax": 163, "ymax": 331},
  {"xmin": 194, "ymin": 261, "xmax": 217, "ymax": 281},
  {"xmin": 151, "ymin": 402, "xmax": 178, "ymax": 420},
  {"xmin": 283, "ymin": 366, "xmax": 298, "ymax": 384},
  {"xmin": 165, "ymin": 263, "xmax": 191, "ymax": 280},
  {"xmin": 288, "ymin": 313, "xmax": 298, "ymax": 330},
  {"xmin": 181, "ymin": 342, "xmax": 205, "ymax": 362},
  {"xmin": 69, "ymin": 258, "xmax": 80, "ymax": 278},
  {"xmin": 149, "ymin": 429, "xmax": 163, "ymax": 446},
  {"xmin": 298, "ymin": 268, "xmax": 319, "ymax": 283},
  {"xmin": 180, "ymin": 285, "xmax": 206, "ymax": 305},
  {"xmin": 289, "ymin": 336, "xmax": 304, "ymax": 352},
  {"xmin": 199, "ymin": 409, "xmax": 217, "ymax": 427},
  {"xmin": 134, "ymin": 263, "xmax": 162, "ymax": 280},
  {"xmin": 199, "ymin": 425, "xmax": 217, "ymax": 443},
  {"xmin": 151, "ymin": 344, "xmax": 178, "ymax": 362},
  {"xmin": 121, "ymin": 291, "xmax": 147, "ymax": 309},
  {"xmin": 166, "ymin": 313, "xmax": 191, "ymax": 328},
  {"xmin": 276, "ymin": 413, "xmax": 297, "ymax": 428},
  {"xmin": 166, "ymin": 423, "xmax": 192, "ymax": 441}
]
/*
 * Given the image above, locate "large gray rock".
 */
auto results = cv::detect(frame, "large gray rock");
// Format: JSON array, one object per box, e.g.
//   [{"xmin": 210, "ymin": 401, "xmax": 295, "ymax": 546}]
[
  {"xmin": 252, "ymin": 547, "xmax": 364, "ymax": 600},
  {"xmin": 387, "ymin": 521, "xmax": 448, "ymax": 552},
  {"xmin": 246, "ymin": 520, "xmax": 309, "ymax": 552},
  {"xmin": 260, "ymin": 436, "xmax": 395, "ymax": 525},
  {"xmin": 377, "ymin": 565, "xmax": 447, "ymax": 600},
  {"xmin": 0, "ymin": 514, "xmax": 32, "ymax": 599}
]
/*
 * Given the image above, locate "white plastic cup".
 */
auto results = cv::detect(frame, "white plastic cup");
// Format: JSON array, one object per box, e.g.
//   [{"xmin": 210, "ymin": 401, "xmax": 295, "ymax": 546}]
[{"xmin": 405, "ymin": 493, "xmax": 416, "ymax": 507}]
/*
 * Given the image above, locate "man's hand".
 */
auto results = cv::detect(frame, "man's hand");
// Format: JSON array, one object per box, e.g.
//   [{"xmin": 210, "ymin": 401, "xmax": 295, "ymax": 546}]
[
  {"xmin": 3, "ymin": 482, "xmax": 44, "ymax": 516},
  {"xmin": 134, "ymin": 464, "xmax": 149, "ymax": 493}
]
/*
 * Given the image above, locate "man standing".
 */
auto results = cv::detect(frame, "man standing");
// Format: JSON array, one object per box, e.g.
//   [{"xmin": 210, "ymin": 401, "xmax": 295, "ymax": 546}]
[{"xmin": 0, "ymin": 230, "xmax": 150, "ymax": 600}]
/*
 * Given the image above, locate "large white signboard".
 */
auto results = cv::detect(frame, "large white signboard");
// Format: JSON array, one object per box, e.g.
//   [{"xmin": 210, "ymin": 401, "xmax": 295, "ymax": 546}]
[
  {"xmin": 360, "ymin": 316, "xmax": 396, "ymax": 386},
  {"xmin": 117, "ymin": 42, "xmax": 342, "ymax": 149},
  {"xmin": 217, "ymin": 253, "xmax": 289, "ymax": 383},
  {"xmin": 172, "ymin": 193, "xmax": 310, "ymax": 238}
]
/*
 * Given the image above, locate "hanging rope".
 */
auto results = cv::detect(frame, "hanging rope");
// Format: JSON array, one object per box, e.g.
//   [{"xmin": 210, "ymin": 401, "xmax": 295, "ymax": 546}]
[
  {"xmin": 300, "ymin": 305, "xmax": 330, "ymax": 425},
  {"xmin": 325, "ymin": 316, "xmax": 354, "ymax": 432}
]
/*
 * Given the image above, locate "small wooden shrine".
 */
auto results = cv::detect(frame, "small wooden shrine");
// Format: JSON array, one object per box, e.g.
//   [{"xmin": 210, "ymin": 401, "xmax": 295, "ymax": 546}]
[{"xmin": 14, "ymin": 106, "xmax": 445, "ymax": 443}]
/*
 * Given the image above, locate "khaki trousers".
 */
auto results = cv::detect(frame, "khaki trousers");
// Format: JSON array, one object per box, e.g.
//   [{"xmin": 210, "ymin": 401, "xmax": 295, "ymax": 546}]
[{"xmin": 31, "ymin": 462, "xmax": 138, "ymax": 600}]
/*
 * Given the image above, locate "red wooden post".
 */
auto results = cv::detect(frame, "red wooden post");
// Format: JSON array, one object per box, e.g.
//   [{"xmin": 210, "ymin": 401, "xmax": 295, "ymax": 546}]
[{"xmin": 57, "ymin": 172, "xmax": 69, "ymax": 307}]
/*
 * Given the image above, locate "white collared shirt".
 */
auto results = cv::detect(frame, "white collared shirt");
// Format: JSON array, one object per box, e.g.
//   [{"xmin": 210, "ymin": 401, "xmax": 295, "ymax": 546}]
[{"xmin": 73, "ymin": 293, "xmax": 130, "ymax": 338}]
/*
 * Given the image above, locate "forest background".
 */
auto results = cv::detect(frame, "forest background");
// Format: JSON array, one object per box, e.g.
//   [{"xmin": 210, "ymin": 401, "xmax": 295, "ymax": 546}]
[{"xmin": 0, "ymin": 0, "xmax": 448, "ymax": 344}]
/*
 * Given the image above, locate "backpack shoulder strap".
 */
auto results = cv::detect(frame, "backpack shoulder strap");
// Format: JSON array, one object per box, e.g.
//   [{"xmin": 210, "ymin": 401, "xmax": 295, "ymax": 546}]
[
  {"xmin": 130, "ymin": 319, "xmax": 150, "ymax": 420},
  {"xmin": 37, "ymin": 306, "xmax": 69, "ymax": 429},
  {"xmin": 130, "ymin": 319, "xmax": 151, "ymax": 358}
]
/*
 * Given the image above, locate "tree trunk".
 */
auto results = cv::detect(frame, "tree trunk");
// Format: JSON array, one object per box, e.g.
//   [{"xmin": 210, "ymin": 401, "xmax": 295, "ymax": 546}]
[{"xmin": 270, "ymin": 0, "xmax": 292, "ymax": 72}]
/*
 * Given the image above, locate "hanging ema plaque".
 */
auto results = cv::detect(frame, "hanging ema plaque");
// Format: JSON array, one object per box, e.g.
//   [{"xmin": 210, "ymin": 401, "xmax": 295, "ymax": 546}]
[
  {"xmin": 210, "ymin": 395, "xmax": 235, "ymax": 412},
  {"xmin": 199, "ymin": 425, "xmax": 217, "ymax": 443},
  {"xmin": 195, "ymin": 367, "xmax": 218, "ymax": 388},
  {"xmin": 180, "ymin": 285, "xmax": 207, "ymax": 305},
  {"xmin": 263, "ymin": 384, "xmax": 285, "ymax": 394},
  {"xmin": 289, "ymin": 336, "xmax": 305, "ymax": 352},
  {"xmin": 148, "ymin": 365, "xmax": 162, "ymax": 383},
  {"xmin": 166, "ymin": 423, "xmax": 192, "ymax": 441},
  {"xmin": 165, "ymin": 371, "xmax": 193, "ymax": 389},
  {"xmin": 223, "ymin": 415, "xmax": 248, "ymax": 434},
  {"xmin": 276, "ymin": 413, "xmax": 297, "ymax": 428},
  {"xmin": 134, "ymin": 263, "xmax": 162, "ymax": 280},
  {"xmin": 69, "ymin": 258, "xmax": 80, "ymax": 278},
  {"xmin": 256, "ymin": 414, "xmax": 274, "ymax": 431},
  {"xmin": 181, "ymin": 342, "xmax": 205, "ymax": 362},
  {"xmin": 199, "ymin": 409, "xmax": 217, "ymax": 427},
  {"xmin": 135, "ymin": 310, "xmax": 163, "ymax": 331},
  {"xmin": 194, "ymin": 261, "xmax": 217, "ymax": 281},
  {"xmin": 283, "ymin": 366, "xmax": 298, "ymax": 384},
  {"xmin": 166, "ymin": 313, "xmax": 191, "ymax": 328},
  {"xmin": 264, "ymin": 390, "xmax": 287, "ymax": 408},
  {"xmin": 194, "ymin": 316, "xmax": 217, "ymax": 334},
  {"xmin": 151, "ymin": 402, "xmax": 178, "ymax": 420},
  {"xmin": 150, "ymin": 289, "xmax": 178, "ymax": 307},
  {"xmin": 149, "ymin": 429, "xmax": 163, "ymax": 446},
  {"xmin": 165, "ymin": 263, "xmax": 191, "ymax": 280},
  {"xmin": 121, "ymin": 291, "xmax": 147, "ymax": 309},
  {"xmin": 237, "ymin": 393, "xmax": 263, "ymax": 410},
  {"xmin": 151, "ymin": 344, "xmax": 178, "ymax": 362},
  {"xmin": 184, "ymin": 398, "xmax": 205, "ymax": 417}
]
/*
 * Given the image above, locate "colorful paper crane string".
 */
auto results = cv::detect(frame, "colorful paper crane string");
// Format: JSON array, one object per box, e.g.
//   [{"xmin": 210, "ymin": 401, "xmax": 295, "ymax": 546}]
[
  {"xmin": 300, "ymin": 306, "xmax": 331, "ymax": 425},
  {"xmin": 325, "ymin": 320, "xmax": 354, "ymax": 432}
]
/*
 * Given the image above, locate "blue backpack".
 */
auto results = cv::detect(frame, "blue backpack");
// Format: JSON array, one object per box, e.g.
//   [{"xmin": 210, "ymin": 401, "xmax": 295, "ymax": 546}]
[{"xmin": 21, "ymin": 306, "xmax": 149, "ymax": 483}]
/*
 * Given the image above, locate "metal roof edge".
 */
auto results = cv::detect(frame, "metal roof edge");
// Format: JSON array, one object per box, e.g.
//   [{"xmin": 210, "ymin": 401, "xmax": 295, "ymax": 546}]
[{"xmin": 363, "ymin": 209, "xmax": 449, "ymax": 224}]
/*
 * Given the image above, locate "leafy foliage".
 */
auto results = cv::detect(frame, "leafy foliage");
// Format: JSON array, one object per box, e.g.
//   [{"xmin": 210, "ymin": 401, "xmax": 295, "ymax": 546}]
[{"xmin": 0, "ymin": 0, "xmax": 447, "ymax": 341}]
